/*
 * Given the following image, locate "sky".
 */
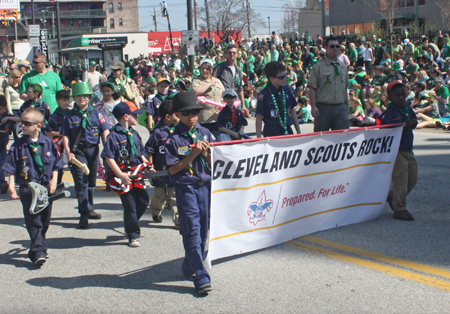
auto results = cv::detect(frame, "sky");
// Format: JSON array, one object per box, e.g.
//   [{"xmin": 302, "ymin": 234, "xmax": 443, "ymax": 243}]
[{"xmin": 137, "ymin": 0, "xmax": 304, "ymax": 35}]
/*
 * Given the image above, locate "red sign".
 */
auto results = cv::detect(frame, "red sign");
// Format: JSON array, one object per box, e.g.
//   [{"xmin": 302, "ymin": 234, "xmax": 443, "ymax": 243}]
[{"xmin": 147, "ymin": 30, "xmax": 242, "ymax": 55}]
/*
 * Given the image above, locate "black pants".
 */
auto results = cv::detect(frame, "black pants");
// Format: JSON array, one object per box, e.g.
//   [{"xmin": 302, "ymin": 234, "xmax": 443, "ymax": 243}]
[
  {"xmin": 119, "ymin": 188, "xmax": 149, "ymax": 239},
  {"xmin": 20, "ymin": 184, "xmax": 52, "ymax": 262},
  {"xmin": 263, "ymin": 125, "xmax": 293, "ymax": 137},
  {"xmin": 71, "ymin": 145, "xmax": 99, "ymax": 214}
]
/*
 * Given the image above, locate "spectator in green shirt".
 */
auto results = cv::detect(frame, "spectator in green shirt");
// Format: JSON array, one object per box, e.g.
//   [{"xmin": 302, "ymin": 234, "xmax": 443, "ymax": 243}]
[
  {"xmin": 435, "ymin": 77, "xmax": 450, "ymax": 112},
  {"xmin": 349, "ymin": 43, "xmax": 358, "ymax": 66}
]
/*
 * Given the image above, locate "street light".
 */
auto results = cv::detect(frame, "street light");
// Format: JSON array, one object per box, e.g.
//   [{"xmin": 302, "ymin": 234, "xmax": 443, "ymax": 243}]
[{"xmin": 268, "ymin": 16, "xmax": 270, "ymax": 34}]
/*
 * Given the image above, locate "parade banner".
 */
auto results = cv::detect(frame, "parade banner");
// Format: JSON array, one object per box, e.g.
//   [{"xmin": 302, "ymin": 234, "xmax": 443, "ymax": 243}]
[{"xmin": 205, "ymin": 125, "xmax": 403, "ymax": 267}]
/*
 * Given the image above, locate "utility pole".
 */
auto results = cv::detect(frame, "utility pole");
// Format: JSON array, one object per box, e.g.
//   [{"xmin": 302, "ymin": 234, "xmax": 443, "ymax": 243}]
[
  {"xmin": 56, "ymin": 1, "xmax": 63, "ymax": 65},
  {"xmin": 321, "ymin": 0, "xmax": 325, "ymax": 38},
  {"xmin": 187, "ymin": 0, "xmax": 194, "ymax": 72},
  {"xmin": 153, "ymin": 7, "xmax": 157, "ymax": 31},
  {"xmin": 244, "ymin": 0, "xmax": 251, "ymax": 38},
  {"xmin": 32, "ymin": 0, "xmax": 35, "ymax": 24},
  {"xmin": 268, "ymin": 16, "xmax": 270, "ymax": 34},
  {"xmin": 162, "ymin": 2, "xmax": 174, "ymax": 52},
  {"xmin": 204, "ymin": 0, "xmax": 211, "ymax": 38},
  {"xmin": 194, "ymin": 0, "xmax": 198, "ymax": 30},
  {"xmin": 52, "ymin": 12, "xmax": 55, "ymax": 38}
]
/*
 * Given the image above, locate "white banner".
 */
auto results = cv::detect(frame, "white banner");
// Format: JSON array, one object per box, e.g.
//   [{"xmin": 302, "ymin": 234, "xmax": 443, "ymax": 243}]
[{"xmin": 206, "ymin": 126, "xmax": 403, "ymax": 267}]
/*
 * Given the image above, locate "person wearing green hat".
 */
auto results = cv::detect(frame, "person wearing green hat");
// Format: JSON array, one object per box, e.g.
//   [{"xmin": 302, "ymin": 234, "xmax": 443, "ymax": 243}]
[
  {"xmin": 18, "ymin": 52, "xmax": 62, "ymax": 113},
  {"xmin": 386, "ymin": 62, "xmax": 402, "ymax": 84},
  {"xmin": 61, "ymin": 81, "xmax": 110, "ymax": 228}
]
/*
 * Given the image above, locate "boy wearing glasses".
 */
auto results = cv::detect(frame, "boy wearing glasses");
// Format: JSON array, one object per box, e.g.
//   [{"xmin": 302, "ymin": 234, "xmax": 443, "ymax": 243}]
[
  {"xmin": 256, "ymin": 61, "xmax": 301, "ymax": 137},
  {"xmin": 61, "ymin": 82, "xmax": 110, "ymax": 228},
  {"xmin": 2, "ymin": 108, "xmax": 64, "ymax": 266},
  {"xmin": 164, "ymin": 91, "xmax": 214, "ymax": 295}
]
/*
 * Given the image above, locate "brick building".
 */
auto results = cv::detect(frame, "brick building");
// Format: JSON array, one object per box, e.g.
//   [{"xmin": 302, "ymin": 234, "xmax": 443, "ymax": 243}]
[{"xmin": 106, "ymin": 0, "xmax": 139, "ymax": 33}]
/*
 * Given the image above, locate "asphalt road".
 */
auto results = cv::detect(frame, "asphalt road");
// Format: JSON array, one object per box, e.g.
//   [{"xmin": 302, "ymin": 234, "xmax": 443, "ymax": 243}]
[{"xmin": 1, "ymin": 120, "xmax": 450, "ymax": 313}]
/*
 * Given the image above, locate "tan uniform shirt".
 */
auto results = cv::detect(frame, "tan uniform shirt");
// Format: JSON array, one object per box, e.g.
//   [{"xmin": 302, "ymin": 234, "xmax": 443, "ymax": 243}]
[
  {"xmin": 308, "ymin": 56, "xmax": 349, "ymax": 105},
  {"xmin": 192, "ymin": 76, "xmax": 225, "ymax": 124}
]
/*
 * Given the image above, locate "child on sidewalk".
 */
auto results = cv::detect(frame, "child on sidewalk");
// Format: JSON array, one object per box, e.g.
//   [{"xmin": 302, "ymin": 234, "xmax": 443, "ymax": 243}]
[{"xmin": 145, "ymin": 99, "xmax": 179, "ymax": 226}]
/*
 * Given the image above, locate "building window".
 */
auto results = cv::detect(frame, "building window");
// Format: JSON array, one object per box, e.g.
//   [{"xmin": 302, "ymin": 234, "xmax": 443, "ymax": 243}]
[
  {"xmin": 110, "ymin": 18, "xmax": 114, "ymax": 28},
  {"xmin": 118, "ymin": 2, "xmax": 122, "ymax": 10},
  {"xmin": 78, "ymin": 20, "xmax": 83, "ymax": 27},
  {"xmin": 109, "ymin": 3, "xmax": 114, "ymax": 13},
  {"xmin": 85, "ymin": 21, "xmax": 89, "ymax": 27},
  {"xmin": 68, "ymin": 4, "xmax": 72, "ymax": 10},
  {"xmin": 69, "ymin": 19, "xmax": 73, "ymax": 27},
  {"xmin": 418, "ymin": 0, "xmax": 425, "ymax": 5},
  {"xmin": 77, "ymin": 4, "xmax": 82, "ymax": 11},
  {"xmin": 119, "ymin": 18, "xmax": 123, "ymax": 26}
]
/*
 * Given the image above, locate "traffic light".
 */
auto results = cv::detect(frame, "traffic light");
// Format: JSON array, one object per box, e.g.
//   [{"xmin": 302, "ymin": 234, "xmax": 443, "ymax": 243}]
[
  {"xmin": 1, "ymin": 12, "xmax": 8, "ymax": 26},
  {"xmin": 12, "ymin": 10, "xmax": 19, "ymax": 23}
]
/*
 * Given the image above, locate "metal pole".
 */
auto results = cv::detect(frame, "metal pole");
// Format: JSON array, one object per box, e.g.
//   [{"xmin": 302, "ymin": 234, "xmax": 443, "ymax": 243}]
[
  {"xmin": 154, "ymin": 7, "xmax": 157, "ymax": 31},
  {"xmin": 194, "ymin": 0, "xmax": 198, "ymax": 30},
  {"xmin": 56, "ymin": 1, "xmax": 62, "ymax": 65},
  {"xmin": 321, "ymin": 0, "xmax": 325, "ymax": 37},
  {"xmin": 32, "ymin": 0, "xmax": 35, "ymax": 24},
  {"xmin": 246, "ymin": 0, "xmax": 251, "ymax": 38},
  {"xmin": 14, "ymin": 21, "xmax": 18, "ymax": 41},
  {"xmin": 52, "ymin": 13, "xmax": 55, "ymax": 38},
  {"xmin": 414, "ymin": 0, "xmax": 419, "ymax": 30},
  {"xmin": 204, "ymin": 0, "xmax": 211, "ymax": 39},
  {"xmin": 268, "ymin": 16, "xmax": 270, "ymax": 34},
  {"xmin": 187, "ymin": 0, "xmax": 194, "ymax": 72}
]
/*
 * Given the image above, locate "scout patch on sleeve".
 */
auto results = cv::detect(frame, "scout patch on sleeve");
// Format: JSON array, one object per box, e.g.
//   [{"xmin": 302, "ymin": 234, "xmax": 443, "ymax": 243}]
[
  {"xmin": 177, "ymin": 146, "xmax": 191, "ymax": 156},
  {"xmin": 98, "ymin": 113, "xmax": 106, "ymax": 124},
  {"xmin": 258, "ymin": 93, "xmax": 264, "ymax": 100}
]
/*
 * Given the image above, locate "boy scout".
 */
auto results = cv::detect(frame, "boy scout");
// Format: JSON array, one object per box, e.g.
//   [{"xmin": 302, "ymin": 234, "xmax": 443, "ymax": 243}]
[
  {"xmin": 2, "ymin": 109, "xmax": 64, "ymax": 266},
  {"xmin": 164, "ymin": 91, "xmax": 214, "ymax": 295},
  {"xmin": 61, "ymin": 82, "xmax": 110, "ymax": 228},
  {"xmin": 308, "ymin": 36, "xmax": 349, "ymax": 132}
]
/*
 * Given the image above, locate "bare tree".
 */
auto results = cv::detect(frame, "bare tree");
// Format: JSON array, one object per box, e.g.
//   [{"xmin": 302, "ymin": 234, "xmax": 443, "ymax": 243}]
[
  {"xmin": 199, "ymin": 0, "xmax": 265, "ymax": 41},
  {"xmin": 436, "ymin": 0, "xmax": 450, "ymax": 31},
  {"xmin": 364, "ymin": 0, "xmax": 398, "ymax": 64}
]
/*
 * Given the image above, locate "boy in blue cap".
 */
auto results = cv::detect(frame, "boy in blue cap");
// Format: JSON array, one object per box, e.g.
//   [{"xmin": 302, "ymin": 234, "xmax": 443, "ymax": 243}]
[
  {"xmin": 61, "ymin": 82, "xmax": 110, "ymax": 228},
  {"xmin": 145, "ymin": 99, "xmax": 179, "ymax": 226},
  {"xmin": 2, "ymin": 109, "xmax": 64, "ymax": 266},
  {"xmin": 380, "ymin": 81, "xmax": 418, "ymax": 221},
  {"xmin": 215, "ymin": 89, "xmax": 248, "ymax": 142},
  {"xmin": 164, "ymin": 91, "xmax": 214, "ymax": 295},
  {"xmin": 101, "ymin": 101, "xmax": 150, "ymax": 247}
]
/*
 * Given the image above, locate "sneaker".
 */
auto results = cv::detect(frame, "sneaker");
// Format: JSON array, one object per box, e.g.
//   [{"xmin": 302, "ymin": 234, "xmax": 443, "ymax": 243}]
[
  {"xmin": 128, "ymin": 238, "xmax": 140, "ymax": 247},
  {"xmin": 78, "ymin": 214, "xmax": 89, "ymax": 228},
  {"xmin": 393, "ymin": 210, "xmax": 414, "ymax": 221},
  {"xmin": 197, "ymin": 283, "xmax": 212, "ymax": 295},
  {"xmin": 152, "ymin": 214, "xmax": 163, "ymax": 223},
  {"xmin": 436, "ymin": 120, "xmax": 447, "ymax": 130},
  {"xmin": 88, "ymin": 210, "xmax": 102, "ymax": 219},
  {"xmin": 0, "ymin": 183, "xmax": 8, "ymax": 195},
  {"xmin": 174, "ymin": 223, "xmax": 180, "ymax": 229},
  {"xmin": 34, "ymin": 256, "xmax": 47, "ymax": 267}
]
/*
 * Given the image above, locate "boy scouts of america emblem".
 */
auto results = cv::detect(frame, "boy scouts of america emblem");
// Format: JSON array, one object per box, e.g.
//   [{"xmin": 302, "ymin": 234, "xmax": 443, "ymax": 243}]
[
  {"xmin": 247, "ymin": 190, "xmax": 273, "ymax": 226},
  {"xmin": 120, "ymin": 146, "xmax": 129, "ymax": 158}
]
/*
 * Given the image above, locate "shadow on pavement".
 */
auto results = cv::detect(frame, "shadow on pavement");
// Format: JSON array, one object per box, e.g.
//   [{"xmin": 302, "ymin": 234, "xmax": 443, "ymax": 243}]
[
  {"xmin": 26, "ymin": 258, "xmax": 199, "ymax": 295},
  {"xmin": 0, "ymin": 248, "xmax": 36, "ymax": 270},
  {"xmin": 10, "ymin": 235, "xmax": 126, "ymax": 250}
]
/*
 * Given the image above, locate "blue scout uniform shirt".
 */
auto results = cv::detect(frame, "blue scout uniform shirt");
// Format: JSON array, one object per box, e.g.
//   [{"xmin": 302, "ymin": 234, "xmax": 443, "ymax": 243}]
[
  {"xmin": 0, "ymin": 111, "xmax": 15, "ymax": 145},
  {"xmin": 101, "ymin": 124, "xmax": 146, "ymax": 168},
  {"xmin": 256, "ymin": 82, "xmax": 296, "ymax": 127},
  {"xmin": 215, "ymin": 105, "xmax": 248, "ymax": 132},
  {"xmin": 2, "ymin": 133, "xmax": 64, "ymax": 185},
  {"xmin": 60, "ymin": 104, "xmax": 110, "ymax": 148},
  {"xmin": 146, "ymin": 93, "xmax": 167, "ymax": 127},
  {"xmin": 46, "ymin": 107, "xmax": 66, "ymax": 133},
  {"xmin": 380, "ymin": 103, "xmax": 417, "ymax": 151},
  {"xmin": 165, "ymin": 122, "xmax": 214, "ymax": 185},
  {"xmin": 145, "ymin": 121, "xmax": 176, "ymax": 187}
]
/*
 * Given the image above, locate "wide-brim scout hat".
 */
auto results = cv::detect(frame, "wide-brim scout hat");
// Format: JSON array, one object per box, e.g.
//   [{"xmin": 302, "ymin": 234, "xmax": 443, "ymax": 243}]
[
  {"xmin": 110, "ymin": 61, "xmax": 125, "ymax": 70},
  {"xmin": 71, "ymin": 82, "xmax": 93, "ymax": 96},
  {"xmin": 222, "ymin": 89, "xmax": 238, "ymax": 98},
  {"xmin": 172, "ymin": 91, "xmax": 204, "ymax": 112}
]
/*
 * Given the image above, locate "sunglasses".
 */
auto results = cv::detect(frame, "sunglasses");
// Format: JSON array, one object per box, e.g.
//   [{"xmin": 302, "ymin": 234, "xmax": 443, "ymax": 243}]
[
  {"xmin": 14, "ymin": 76, "xmax": 20, "ymax": 79},
  {"xmin": 21, "ymin": 120, "xmax": 37, "ymax": 127},
  {"xmin": 274, "ymin": 74, "xmax": 287, "ymax": 80},
  {"xmin": 76, "ymin": 94, "xmax": 90, "ymax": 98},
  {"xmin": 224, "ymin": 95, "xmax": 237, "ymax": 99},
  {"xmin": 180, "ymin": 109, "xmax": 201, "ymax": 116},
  {"xmin": 328, "ymin": 45, "xmax": 340, "ymax": 48},
  {"xmin": 228, "ymin": 51, "xmax": 237, "ymax": 54},
  {"xmin": 32, "ymin": 61, "xmax": 43, "ymax": 64}
]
